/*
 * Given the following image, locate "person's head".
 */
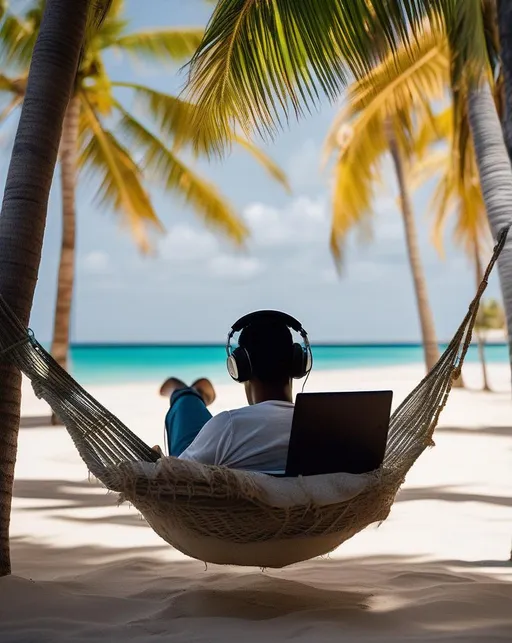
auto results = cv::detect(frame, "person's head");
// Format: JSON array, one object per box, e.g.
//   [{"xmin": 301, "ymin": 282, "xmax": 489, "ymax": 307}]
[{"xmin": 227, "ymin": 312, "xmax": 311, "ymax": 404}]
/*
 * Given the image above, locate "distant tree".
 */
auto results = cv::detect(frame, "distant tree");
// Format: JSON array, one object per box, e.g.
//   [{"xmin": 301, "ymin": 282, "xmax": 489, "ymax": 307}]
[{"xmin": 475, "ymin": 299, "xmax": 506, "ymax": 391}]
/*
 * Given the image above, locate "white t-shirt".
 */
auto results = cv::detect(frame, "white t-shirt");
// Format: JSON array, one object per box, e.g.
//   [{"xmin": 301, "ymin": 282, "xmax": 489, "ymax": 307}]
[{"xmin": 179, "ymin": 400, "xmax": 294, "ymax": 474}]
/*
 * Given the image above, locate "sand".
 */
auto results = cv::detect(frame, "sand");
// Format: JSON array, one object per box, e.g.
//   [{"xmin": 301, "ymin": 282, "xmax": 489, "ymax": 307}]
[{"xmin": 1, "ymin": 363, "xmax": 511, "ymax": 642}]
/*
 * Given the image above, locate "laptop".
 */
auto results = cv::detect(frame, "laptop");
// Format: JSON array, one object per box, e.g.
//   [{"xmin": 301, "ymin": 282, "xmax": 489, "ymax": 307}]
[{"xmin": 285, "ymin": 391, "xmax": 393, "ymax": 477}]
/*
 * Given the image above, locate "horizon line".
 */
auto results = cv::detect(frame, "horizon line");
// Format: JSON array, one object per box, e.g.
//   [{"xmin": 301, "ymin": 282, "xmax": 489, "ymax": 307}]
[{"xmin": 64, "ymin": 341, "xmax": 508, "ymax": 349}]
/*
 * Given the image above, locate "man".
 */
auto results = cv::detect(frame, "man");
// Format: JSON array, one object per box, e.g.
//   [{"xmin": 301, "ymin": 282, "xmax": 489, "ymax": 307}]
[{"xmin": 154, "ymin": 311, "xmax": 311, "ymax": 474}]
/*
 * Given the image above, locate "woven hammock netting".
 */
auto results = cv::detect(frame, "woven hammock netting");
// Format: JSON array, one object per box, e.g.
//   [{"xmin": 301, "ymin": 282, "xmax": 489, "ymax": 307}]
[{"xmin": 0, "ymin": 226, "xmax": 508, "ymax": 568}]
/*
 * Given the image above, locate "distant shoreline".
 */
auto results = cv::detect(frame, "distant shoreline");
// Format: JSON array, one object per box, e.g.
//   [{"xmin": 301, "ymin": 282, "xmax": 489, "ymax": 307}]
[{"xmin": 67, "ymin": 339, "xmax": 508, "ymax": 349}]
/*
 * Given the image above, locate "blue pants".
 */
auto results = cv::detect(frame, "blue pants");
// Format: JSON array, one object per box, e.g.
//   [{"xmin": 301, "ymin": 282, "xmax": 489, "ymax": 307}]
[{"xmin": 165, "ymin": 388, "xmax": 212, "ymax": 456}]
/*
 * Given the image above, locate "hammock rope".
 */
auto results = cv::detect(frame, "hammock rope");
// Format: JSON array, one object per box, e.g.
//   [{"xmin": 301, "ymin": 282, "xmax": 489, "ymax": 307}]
[{"xmin": 0, "ymin": 224, "xmax": 508, "ymax": 568}]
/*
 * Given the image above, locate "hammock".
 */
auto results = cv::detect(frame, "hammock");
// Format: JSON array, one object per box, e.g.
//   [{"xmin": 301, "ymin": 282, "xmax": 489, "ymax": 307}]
[{"xmin": 0, "ymin": 227, "xmax": 508, "ymax": 568}]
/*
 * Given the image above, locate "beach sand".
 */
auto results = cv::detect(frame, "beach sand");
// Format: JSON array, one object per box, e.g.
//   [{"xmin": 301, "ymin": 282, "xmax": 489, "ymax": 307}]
[{"xmin": 1, "ymin": 363, "xmax": 511, "ymax": 642}]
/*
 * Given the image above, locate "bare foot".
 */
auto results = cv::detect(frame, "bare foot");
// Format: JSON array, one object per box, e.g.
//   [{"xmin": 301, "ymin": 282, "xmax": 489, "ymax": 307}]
[
  {"xmin": 152, "ymin": 445, "xmax": 164, "ymax": 458},
  {"xmin": 191, "ymin": 377, "xmax": 216, "ymax": 406},
  {"xmin": 159, "ymin": 376, "xmax": 187, "ymax": 398}
]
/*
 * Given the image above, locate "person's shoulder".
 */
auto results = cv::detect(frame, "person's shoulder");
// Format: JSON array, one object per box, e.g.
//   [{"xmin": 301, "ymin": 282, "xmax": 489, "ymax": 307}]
[
  {"xmin": 204, "ymin": 409, "xmax": 232, "ymax": 429},
  {"xmin": 229, "ymin": 401, "xmax": 294, "ymax": 418}
]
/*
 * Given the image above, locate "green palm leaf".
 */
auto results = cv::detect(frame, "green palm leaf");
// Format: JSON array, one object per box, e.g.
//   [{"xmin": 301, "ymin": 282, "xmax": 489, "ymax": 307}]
[
  {"xmin": 79, "ymin": 93, "xmax": 163, "ymax": 253},
  {"xmin": 0, "ymin": 6, "xmax": 39, "ymax": 68},
  {"xmin": 185, "ymin": 0, "xmax": 448, "ymax": 151},
  {"xmin": 87, "ymin": 0, "xmax": 115, "ymax": 33},
  {"xmin": 111, "ymin": 27, "xmax": 204, "ymax": 62},
  {"xmin": 114, "ymin": 102, "xmax": 248, "ymax": 245}
]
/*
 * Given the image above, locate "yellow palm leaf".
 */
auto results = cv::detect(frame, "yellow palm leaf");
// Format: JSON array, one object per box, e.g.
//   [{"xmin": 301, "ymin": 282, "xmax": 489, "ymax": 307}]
[
  {"xmin": 324, "ymin": 28, "xmax": 451, "ymax": 269},
  {"xmin": 112, "ymin": 82, "xmax": 289, "ymax": 191},
  {"xmin": 324, "ymin": 27, "xmax": 449, "ymax": 164},
  {"xmin": 409, "ymin": 106, "xmax": 490, "ymax": 258},
  {"xmin": 79, "ymin": 93, "xmax": 163, "ymax": 253},
  {"xmin": 329, "ymin": 115, "xmax": 389, "ymax": 268},
  {"xmin": 112, "ymin": 81, "xmax": 224, "ymax": 157},
  {"xmin": 114, "ymin": 102, "xmax": 248, "ymax": 246}
]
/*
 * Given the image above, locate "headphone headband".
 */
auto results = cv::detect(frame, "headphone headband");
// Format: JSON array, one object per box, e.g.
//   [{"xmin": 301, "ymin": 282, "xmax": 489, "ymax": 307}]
[
  {"xmin": 230, "ymin": 310, "xmax": 303, "ymax": 334},
  {"xmin": 226, "ymin": 309, "xmax": 312, "ymax": 382}
]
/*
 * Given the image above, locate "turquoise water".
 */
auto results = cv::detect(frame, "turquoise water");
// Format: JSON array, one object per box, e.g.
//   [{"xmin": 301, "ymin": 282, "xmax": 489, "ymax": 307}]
[{"xmin": 66, "ymin": 344, "xmax": 509, "ymax": 385}]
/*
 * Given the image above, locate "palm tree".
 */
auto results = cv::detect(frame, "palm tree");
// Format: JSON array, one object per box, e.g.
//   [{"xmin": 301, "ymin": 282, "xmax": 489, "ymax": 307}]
[
  {"xmin": 0, "ymin": 0, "xmax": 288, "ymax": 416},
  {"xmin": 411, "ymin": 97, "xmax": 501, "ymax": 390},
  {"xmin": 322, "ymin": 30, "xmax": 447, "ymax": 372},
  {"xmin": 185, "ymin": 0, "xmax": 512, "ymax": 376},
  {"xmin": 0, "ymin": 0, "xmax": 110, "ymax": 578},
  {"xmin": 476, "ymin": 298, "xmax": 506, "ymax": 390},
  {"xmin": 497, "ymin": 0, "xmax": 512, "ymax": 161}
]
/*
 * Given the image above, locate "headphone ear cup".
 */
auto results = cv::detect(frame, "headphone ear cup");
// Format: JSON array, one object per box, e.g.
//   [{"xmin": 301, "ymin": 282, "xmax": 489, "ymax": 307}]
[
  {"xmin": 305, "ymin": 345, "xmax": 312, "ymax": 373},
  {"xmin": 291, "ymin": 342, "xmax": 308, "ymax": 379},
  {"xmin": 227, "ymin": 346, "xmax": 252, "ymax": 382}
]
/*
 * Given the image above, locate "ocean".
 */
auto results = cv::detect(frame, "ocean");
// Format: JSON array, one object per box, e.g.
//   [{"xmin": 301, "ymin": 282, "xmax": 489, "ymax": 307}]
[{"xmin": 66, "ymin": 343, "xmax": 509, "ymax": 385}]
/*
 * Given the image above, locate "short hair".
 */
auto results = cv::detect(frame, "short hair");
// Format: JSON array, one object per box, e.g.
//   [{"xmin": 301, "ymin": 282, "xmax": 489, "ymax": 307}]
[{"xmin": 238, "ymin": 318, "xmax": 294, "ymax": 383}]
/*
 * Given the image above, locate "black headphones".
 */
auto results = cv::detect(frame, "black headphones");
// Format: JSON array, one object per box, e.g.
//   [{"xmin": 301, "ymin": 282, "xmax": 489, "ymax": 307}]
[{"xmin": 226, "ymin": 310, "xmax": 313, "ymax": 383}]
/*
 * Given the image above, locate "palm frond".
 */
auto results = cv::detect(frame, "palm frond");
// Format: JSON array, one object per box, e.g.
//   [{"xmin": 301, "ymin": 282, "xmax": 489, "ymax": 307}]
[
  {"xmin": 86, "ymin": 0, "xmax": 115, "ymax": 36},
  {"xmin": 114, "ymin": 102, "xmax": 248, "ymax": 245},
  {"xmin": 233, "ymin": 135, "xmax": 290, "ymax": 192},
  {"xmin": 413, "ymin": 105, "xmax": 452, "ymax": 158},
  {"xmin": 0, "ymin": 94, "xmax": 22, "ymax": 125},
  {"xmin": 112, "ymin": 81, "xmax": 223, "ymax": 156},
  {"xmin": 111, "ymin": 27, "xmax": 204, "ymax": 62},
  {"xmin": 446, "ymin": 0, "xmax": 490, "ymax": 87},
  {"xmin": 185, "ymin": 0, "xmax": 446, "ymax": 151},
  {"xmin": 328, "ymin": 115, "xmax": 389, "ymax": 269},
  {"xmin": 0, "ymin": 72, "xmax": 25, "ymax": 96},
  {"xmin": 78, "ymin": 93, "xmax": 163, "ymax": 252},
  {"xmin": 0, "ymin": 6, "xmax": 39, "ymax": 69},
  {"xmin": 410, "ymin": 105, "xmax": 490, "ymax": 257},
  {"xmin": 324, "ymin": 27, "xmax": 449, "ymax": 163}
]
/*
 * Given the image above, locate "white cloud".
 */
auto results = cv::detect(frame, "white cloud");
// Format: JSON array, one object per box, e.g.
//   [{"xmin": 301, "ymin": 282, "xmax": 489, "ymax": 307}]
[
  {"xmin": 244, "ymin": 195, "xmax": 329, "ymax": 248},
  {"xmin": 83, "ymin": 251, "xmax": 110, "ymax": 274},
  {"xmin": 157, "ymin": 223, "xmax": 264, "ymax": 282},
  {"xmin": 159, "ymin": 224, "xmax": 219, "ymax": 262},
  {"xmin": 209, "ymin": 255, "xmax": 263, "ymax": 281}
]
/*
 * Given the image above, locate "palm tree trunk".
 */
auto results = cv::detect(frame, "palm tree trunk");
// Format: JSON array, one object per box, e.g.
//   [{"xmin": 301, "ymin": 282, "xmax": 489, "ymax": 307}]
[
  {"xmin": 474, "ymin": 240, "xmax": 491, "ymax": 392},
  {"xmin": 50, "ymin": 96, "xmax": 80, "ymax": 425},
  {"xmin": 497, "ymin": 0, "xmax": 512, "ymax": 162},
  {"xmin": 387, "ymin": 128, "xmax": 440, "ymax": 373},
  {"xmin": 0, "ymin": 0, "xmax": 89, "ymax": 576},
  {"xmin": 467, "ymin": 83, "xmax": 512, "ymax": 368}
]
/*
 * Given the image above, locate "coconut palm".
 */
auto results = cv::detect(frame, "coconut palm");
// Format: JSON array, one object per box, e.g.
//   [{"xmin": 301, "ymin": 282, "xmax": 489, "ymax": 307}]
[
  {"xmin": 411, "ymin": 100, "xmax": 499, "ymax": 390},
  {"xmin": 322, "ymin": 29, "xmax": 447, "ymax": 372},
  {"xmin": 186, "ymin": 0, "xmax": 512, "ymax": 375},
  {"xmin": 0, "ymin": 0, "xmax": 288, "ymax": 401},
  {"xmin": 0, "ymin": 0, "xmax": 113, "ymax": 578},
  {"xmin": 497, "ymin": 0, "xmax": 512, "ymax": 161},
  {"xmin": 475, "ymin": 298, "xmax": 506, "ymax": 390}
]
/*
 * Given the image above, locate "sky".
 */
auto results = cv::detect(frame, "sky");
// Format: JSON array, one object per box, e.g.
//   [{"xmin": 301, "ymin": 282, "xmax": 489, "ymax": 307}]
[{"xmin": 0, "ymin": 0, "xmax": 502, "ymax": 344}]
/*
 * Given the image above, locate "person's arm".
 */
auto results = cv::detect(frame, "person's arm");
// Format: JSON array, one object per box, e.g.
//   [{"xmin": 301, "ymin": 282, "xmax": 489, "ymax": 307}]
[{"xmin": 179, "ymin": 411, "xmax": 233, "ymax": 465}]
